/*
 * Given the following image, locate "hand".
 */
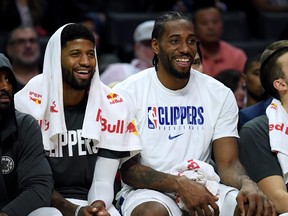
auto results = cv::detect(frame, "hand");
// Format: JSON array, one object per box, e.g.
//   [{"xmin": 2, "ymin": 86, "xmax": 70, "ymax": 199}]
[
  {"xmin": 78, "ymin": 203, "xmax": 111, "ymax": 216},
  {"xmin": 236, "ymin": 180, "xmax": 276, "ymax": 216},
  {"xmin": 0, "ymin": 212, "xmax": 8, "ymax": 216},
  {"xmin": 176, "ymin": 176, "xmax": 219, "ymax": 216}
]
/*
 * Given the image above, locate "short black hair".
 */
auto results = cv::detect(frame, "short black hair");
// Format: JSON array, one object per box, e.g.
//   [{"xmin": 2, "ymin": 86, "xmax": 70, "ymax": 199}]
[{"xmin": 61, "ymin": 23, "xmax": 95, "ymax": 48}]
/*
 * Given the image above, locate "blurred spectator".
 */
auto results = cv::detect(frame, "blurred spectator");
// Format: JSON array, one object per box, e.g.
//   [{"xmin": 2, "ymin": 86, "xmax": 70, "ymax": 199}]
[
  {"xmin": 238, "ymin": 40, "xmax": 288, "ymax": 129},
  {"xmin": 192, "ymin": 52, "xmax": 204, "ymax": 72},
  {"xmin": 191, "ymin": 41, "xmax": 204, "ymax": 72},
  {"xmin": 252, "ymin": 0, "xmax": 288, "ymax": 12},
  {"xmin": 77, "ymin": 13, "xmax": 120, "ymax": 74},
  {"xmin": 193, "ymin": 1, "xmax": 247, "ymax": 77},
  {"xmin": 215, "ymin": 69, "xmax": 246, "ymax": 109},
  {"xmin": 5, "ymin": 25, "xmax": 41, "ymax": 92},
  {"xmin": 0, "ymin": 0, "xmax": 48, "ymax": 36},
  {"xmin": 100, "ymin": 20, "xmax": 155, "ymax": 86},
  {"xmin": 243, "ymin": 54, "xmax": 268, "ymax": 107},
  {"xmin": 173, "ymin": 0, "xmax": 228, "ymax": 13}
]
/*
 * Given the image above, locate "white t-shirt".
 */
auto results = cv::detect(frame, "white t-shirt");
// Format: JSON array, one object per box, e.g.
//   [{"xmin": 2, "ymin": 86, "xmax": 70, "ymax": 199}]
[{"xmin": 114, "ymin": 67, "xmax": 239, "ymax": 173}]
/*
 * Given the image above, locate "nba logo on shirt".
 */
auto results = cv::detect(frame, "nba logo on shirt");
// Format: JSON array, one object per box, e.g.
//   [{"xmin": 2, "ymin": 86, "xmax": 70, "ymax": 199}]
[{"xmin": 148, "ymin": 107, "xmax": 157, "ymax": 129}]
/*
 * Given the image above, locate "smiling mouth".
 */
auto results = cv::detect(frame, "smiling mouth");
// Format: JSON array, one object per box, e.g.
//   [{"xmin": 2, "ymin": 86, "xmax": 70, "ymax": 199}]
[
  {"xmin": 75, "ymin": 70, "xmax": 89, "ymax": 74},
  {"xmin": 175, "ymin": 58, "xmax": 190, "ymax": 62},
  {"xmin": 0, "ymin": 96, "xmax": 11, "ymax": 103}
]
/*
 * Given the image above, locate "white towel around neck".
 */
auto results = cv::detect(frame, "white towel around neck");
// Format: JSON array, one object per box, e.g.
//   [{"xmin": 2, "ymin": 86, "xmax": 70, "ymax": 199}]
[
  {"xmin": 266, "ymin": 98, "xmax": 288, "ymax": 183},
  {"xmin": 14, "ymin": 24, "xmax": 141, "ymax": 158}
]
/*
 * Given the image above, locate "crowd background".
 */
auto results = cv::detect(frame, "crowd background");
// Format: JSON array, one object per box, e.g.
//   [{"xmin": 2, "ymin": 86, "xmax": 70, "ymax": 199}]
[{"xmin": 0, "ymin": 0, "xmax": 288, "ymax": 75}]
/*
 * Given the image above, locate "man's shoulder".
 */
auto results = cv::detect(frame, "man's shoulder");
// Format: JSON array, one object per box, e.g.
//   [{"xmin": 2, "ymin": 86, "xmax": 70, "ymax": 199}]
[
  {"xmin": 15, "ymin": 110, "xmax": 38, "ymax": 127},
  {"xmin": 115, "ymin": 67, "xmax": 154, "ymax": 87},
  {"xmin": 239, "ymin": 97, "xmax": 272, "ymax": 128},
  {"xmin": 242, "ymin": 114, "xmax": 268, "ymax": 130}
]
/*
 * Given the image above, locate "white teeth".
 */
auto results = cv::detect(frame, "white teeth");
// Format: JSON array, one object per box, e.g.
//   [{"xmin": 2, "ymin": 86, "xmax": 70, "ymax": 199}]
[
  {"xmin": 176, "ymin": 58, "xmax": 189, "ymax": 62},
  {"xmin": 77, "ymin": 70, "xmax": 89, "ymax": 74}
]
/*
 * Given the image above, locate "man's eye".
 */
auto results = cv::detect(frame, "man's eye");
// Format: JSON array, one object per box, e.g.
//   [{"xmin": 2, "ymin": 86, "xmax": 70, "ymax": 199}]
[
  {"xmin": 88, "ymin": 52, "xmax": 95, "ymax": 58},
  {"xmin": 188, "ymin": 39, "xmax": 196, "ymax": 44},
  {"xmin": 71, "ymin": 52, "xmax": 80, "ymax": 57},
  {"xmin": 171, "ymin": 39, "xmax": 179, "ymax": 44}
]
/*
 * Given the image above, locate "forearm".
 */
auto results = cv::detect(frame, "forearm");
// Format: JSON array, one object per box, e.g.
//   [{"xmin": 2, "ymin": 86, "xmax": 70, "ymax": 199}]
[
  {"xmin": 88, "ymin": 157, "xmax": 119, "ymax": 209},
  {"xmin": 258, "ymin": 176, "xmax": 288, "ymax": 214},
  {"xmin": 217, "ymin": 159, "xmax": 251, "ymax": 190},
  {"xmin": 121, "ymin": 163, "xmax": 181, "ymax": 193},
  {"xmin": 1, "ymin": 176, "xmax": 53, "ymax": 216},
  {"xmin": 51, "ymin": 190, "xmax": 78, "ymax": 216},
  {"xmin": 273, "ymin": 191, "xmax": 288, "ymax": 213}
]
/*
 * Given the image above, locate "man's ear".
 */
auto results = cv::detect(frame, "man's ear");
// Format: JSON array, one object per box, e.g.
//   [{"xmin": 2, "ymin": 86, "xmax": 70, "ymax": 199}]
[
  {"xmin": 151, "ymin": 38, "xmax": 159, "ymax": 55},
  {"xmin": 273, "ymin": 78, "xmax": 288, "ymax": 91}
]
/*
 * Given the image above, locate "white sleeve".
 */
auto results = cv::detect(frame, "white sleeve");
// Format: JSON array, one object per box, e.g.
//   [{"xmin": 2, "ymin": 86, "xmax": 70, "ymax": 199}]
[{"xmin": 88, "ymin": 156, "xmax": 120, "ymax": 209}]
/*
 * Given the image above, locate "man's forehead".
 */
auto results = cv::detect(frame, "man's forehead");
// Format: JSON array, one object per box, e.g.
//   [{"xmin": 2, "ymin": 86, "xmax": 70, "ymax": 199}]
[
  {"xmin": 0, "ymin": 68, "xmax": 11, "ymax": 74},
  {"xmin": 164, "ymin": 20, "xmax": 194, "ymax": 33},
  {"xmin": 278, "ymin": 52, "xmax": 288, "ymax": 66}
]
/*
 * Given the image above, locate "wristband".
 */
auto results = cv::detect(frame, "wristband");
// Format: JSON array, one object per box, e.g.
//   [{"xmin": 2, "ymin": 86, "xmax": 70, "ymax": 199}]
[{"xmin": 75, "ymin": 205, "xmax": 82, "ymax": 216}]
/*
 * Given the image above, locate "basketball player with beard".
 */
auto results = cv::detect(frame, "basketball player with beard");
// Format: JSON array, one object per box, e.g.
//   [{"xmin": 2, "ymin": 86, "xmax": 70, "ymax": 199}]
[{"xmin": 113, "ymin": 11, "xmax": 275, "ymax": 216}]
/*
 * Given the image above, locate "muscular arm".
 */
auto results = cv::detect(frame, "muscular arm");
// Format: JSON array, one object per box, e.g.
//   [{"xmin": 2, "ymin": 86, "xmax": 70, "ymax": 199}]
[
  {"xmin": 213, "ymin": 137, "xmax": 276, "ymax": 215},
  {"xmin": 120, "ymin": 155, "xmax": 180, "ymax": 192},
  {"xmin": 213, "ymin": 137, "xmax": 250, "ymax": 189},
  {"xmin": 51, "ymin": 185, "xmax": 110, "ymax": 216},
  {"xmin": 51, "ymin": 190, "xmax": 79, "ymax": 216},
  {"xmin": 120, "ymin": 155, "xmax": 219, "ymax": 215}
]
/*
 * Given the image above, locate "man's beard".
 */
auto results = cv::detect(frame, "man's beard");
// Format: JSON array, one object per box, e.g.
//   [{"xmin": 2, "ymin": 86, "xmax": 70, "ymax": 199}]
[
  {"xmin": 158, "ymin": 52, "xmax": 191, "ymax": 79},
  {"xmin": 62, "ymin": 67, "xmax": 94, "ymax": 90},
  {"xmin": 0, "ymin": 91, "xmax": 13, "ymax": 113}
]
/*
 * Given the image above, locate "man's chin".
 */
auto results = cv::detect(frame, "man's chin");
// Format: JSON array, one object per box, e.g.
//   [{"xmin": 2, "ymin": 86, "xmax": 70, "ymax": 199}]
[{"xmin": 0, "ymin": 104, "xmax": 13, "ymax": 113}]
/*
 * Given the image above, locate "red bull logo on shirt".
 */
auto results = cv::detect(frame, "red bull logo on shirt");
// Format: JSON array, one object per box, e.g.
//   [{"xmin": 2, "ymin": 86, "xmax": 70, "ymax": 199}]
[
  {"xmin": 107, "ymin": 93, "xmax": 123, "ymax": 105},
  {"xmin": 29, "ymin": 91, "xmax": 42, "ymax": 104},
  {"xmin": 148, "ymin": 106, "xmax": 204, "ymax": 129},
  {"xmin": 126, "ymin": 120, "xmax": 138, "ymax": 136}
]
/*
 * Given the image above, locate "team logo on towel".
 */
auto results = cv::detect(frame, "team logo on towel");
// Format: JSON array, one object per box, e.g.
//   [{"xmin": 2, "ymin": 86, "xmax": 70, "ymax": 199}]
[
  {"xmin": 96, "ymin": 109, "xmax": 125, "ymax": 134},
  {"xmin": 126, "ymin": 120, "xmax": 138, "ymax": 136},
  {"xmin": 106, "ymin": 93, "xmax": 123, "ymax": 104},
  {"xmin": 50, "ymin": 101, "xmax": 58, "ymax": 113},
  {"xmin": 1, "ymin": 156, "xmax": 14, "ymax": 174},
  {"xmin": 270, "ymin": 103, "xmax": 277, "ymax": 110},
  {"xmin": 29, "ymin": 91, "xmax": 42, "ymax": 104}
]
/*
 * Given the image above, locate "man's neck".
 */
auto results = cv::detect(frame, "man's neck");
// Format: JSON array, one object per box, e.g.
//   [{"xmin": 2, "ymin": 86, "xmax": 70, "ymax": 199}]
[
  {"xmin": 281, "ymin": 95, "xmax": 288, "ymax": 113},
  {"xmin": 63, "ymin": 87, "xmax": 87, "ymax": 107}
]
